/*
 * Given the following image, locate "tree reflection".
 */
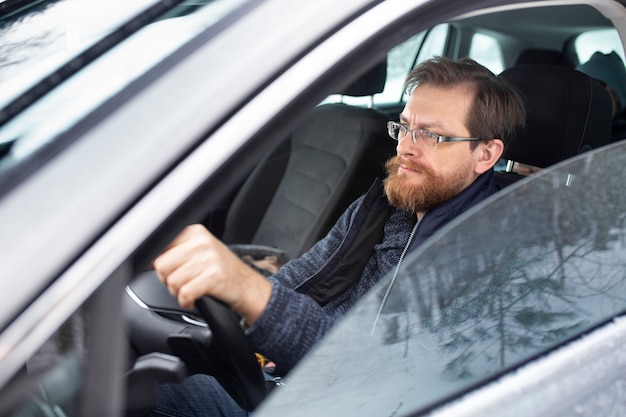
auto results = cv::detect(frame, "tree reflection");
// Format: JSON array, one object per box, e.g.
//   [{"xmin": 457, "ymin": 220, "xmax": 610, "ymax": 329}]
[{"xmin": 0, "ymin": 2, "xmax": 64, "ymax": 84}]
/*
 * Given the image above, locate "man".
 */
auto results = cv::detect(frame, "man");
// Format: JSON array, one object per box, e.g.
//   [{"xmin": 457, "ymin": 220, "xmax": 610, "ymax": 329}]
[{"xmin": 151, "ymin": 56, "xmax": 526, "ymax": 416}]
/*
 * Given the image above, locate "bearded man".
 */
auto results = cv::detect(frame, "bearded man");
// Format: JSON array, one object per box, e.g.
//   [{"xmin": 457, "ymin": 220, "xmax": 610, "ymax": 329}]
[{"xmin": 151, "ymin": 56, "xmax": 526, "ymax": 417}]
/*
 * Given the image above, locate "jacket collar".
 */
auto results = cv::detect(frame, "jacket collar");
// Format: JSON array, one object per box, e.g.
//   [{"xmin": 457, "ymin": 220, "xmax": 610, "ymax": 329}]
[{"xmin": 407, "ymin": 169, "xmax": 499, "ymax": 253}]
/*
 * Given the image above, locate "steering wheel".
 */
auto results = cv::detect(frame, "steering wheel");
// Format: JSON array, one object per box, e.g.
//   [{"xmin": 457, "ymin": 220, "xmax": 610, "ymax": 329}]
[{"xmin": 194, "ymin": 296, "xmax": 267, "ymax": 411}]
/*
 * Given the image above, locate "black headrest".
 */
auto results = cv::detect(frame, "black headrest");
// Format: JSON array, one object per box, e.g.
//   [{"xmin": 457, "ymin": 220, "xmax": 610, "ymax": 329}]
[
  {"xmin": 340, "ymin": 59, "xmax": 387, "ymax": 96},
  {"xmin": 514, "ymin": 48, "xmax": 574, "ymax": 68},
  {"xmin": 498, "ymin": 65, "xmax": 612, "ymax": 168}
]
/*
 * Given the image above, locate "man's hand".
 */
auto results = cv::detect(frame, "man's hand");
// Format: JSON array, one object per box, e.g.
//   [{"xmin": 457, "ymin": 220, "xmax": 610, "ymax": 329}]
[{"xmin": 153, "ymin": 224, "xmax": 273, "ymax": 326}]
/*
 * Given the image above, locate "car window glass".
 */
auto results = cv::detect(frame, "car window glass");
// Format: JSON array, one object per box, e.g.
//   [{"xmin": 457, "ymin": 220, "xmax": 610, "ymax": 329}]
[
  {"xmin": 376, "ymin": 31, "xmax": 427, "ymax": 104},
  {"xmin": 0, "ymin": 0, "xmax": 249, "ymax": 181},
  {"xmin": 415, "ymin": 23, "xmax": 449, "ymax": 63},
  {"xmin": 0, "ymin": 0, "xmax": 156, "ymax": 109},
  {"xmin": 0, "ymin": 313, "xmax": 85, "ymax": 416},
  {"xmin": 323, "ymin": 25, "xmax": 449, "ymax": 107},
  {"xmin": 258, "ymin": 140, "xmax": 626, "ymax": 417},
  {"xmin": 469, "ymin": 32, "xmax": 504, "ymax": 74},
  {"xmin": 575, "ymin": 28, "xmax": 625, "ymax": 64}
]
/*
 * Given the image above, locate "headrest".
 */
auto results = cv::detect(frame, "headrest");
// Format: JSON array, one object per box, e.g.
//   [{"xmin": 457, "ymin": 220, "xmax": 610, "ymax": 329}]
[
  {"xmin": 340, "ymin": 59, "xmax": 387, "ymax": 96},
  {"xmin": 514, "ymin": 48, "xmax": 574, "ymax": 68},
  {"xmin": 498, "ymin": 65, "xmax": 612, "ymax": 168}
]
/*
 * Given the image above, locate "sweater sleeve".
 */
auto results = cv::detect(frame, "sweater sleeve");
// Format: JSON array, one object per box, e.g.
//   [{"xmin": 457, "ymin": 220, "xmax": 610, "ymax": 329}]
[
  {"xmin": 245, "ymin": 282, "xmax": 332, "ymax": 373},
  {"xmin": 244, "ymin": 196, "xmax": 365, "ymax": 372}
]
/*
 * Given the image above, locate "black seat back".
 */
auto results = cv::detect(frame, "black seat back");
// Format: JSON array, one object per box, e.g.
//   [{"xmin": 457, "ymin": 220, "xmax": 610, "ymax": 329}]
[
  {"xmin": 495, "ymin": 65, "xmax": 612, "ymax": 186},
  {"xmin": 222, "ymin": 61, "xmax": 394, "ymax": 259}
]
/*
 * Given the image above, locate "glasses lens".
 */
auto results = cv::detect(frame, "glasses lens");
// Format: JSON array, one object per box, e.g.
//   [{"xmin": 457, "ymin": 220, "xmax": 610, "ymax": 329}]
[{"xmin": 418, "ymin": 129, "xmax": 438, "ymax": 147}]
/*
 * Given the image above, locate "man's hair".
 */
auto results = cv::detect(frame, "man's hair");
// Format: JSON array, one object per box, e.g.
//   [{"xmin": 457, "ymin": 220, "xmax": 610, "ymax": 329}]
[{"xmin": 404, "ymin": 56, "xmax": 526, "ymax": 149}]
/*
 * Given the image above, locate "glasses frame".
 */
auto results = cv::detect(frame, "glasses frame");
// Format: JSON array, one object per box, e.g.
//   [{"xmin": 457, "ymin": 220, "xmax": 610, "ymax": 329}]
[{"xmin": 387, "ymin": 121, "xmax": 480, "ymax": 145}]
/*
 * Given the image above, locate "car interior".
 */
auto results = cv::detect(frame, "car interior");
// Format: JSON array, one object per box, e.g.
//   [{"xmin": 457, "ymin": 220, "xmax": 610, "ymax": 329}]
[
  {"xmin": 2, "ymin": 1, "xmax": 625, "ymax": 416},
  {"xmin": 123, "ymin": 3, "xmax": 621, "ymax": 415},
  {"xmin": 495, "ymin": 63, "xmax": 613, "ymax": 186}
]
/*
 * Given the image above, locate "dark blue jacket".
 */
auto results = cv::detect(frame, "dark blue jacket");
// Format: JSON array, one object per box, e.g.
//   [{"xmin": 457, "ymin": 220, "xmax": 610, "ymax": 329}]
[{"xmin": 247, "ymin": 170, "xmax": 500, "ymax": 373}]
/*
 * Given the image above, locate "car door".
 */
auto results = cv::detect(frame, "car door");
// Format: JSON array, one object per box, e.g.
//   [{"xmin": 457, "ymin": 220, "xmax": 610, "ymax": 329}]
[{"xmin": 258, "ymin": 139, "xmax": 626, "ymax": 417}]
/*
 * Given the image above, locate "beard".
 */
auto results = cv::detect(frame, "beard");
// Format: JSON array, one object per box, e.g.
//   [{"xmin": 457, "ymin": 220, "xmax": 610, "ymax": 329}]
[{"xmin": 383, "ymin": 155, "xmax": 473, "ymax": 215}]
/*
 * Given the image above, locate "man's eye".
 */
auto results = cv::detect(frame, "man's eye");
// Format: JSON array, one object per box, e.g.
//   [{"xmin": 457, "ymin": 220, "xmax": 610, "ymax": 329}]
[{"xmin": 423, "ymin": 130, "xmax": 438, "ymax": 140}]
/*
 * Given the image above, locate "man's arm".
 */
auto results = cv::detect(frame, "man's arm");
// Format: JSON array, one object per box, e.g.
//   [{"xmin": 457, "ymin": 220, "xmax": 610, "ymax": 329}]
[
  {"xmin": 246, "ymin": 282, "xmax": 333, "ymax": 373},
  {"xmin": 153, "ymin": 196, "xmax": 364, "ymax": 371}
]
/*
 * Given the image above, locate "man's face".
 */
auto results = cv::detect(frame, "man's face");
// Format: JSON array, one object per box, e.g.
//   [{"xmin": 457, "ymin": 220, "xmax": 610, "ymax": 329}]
[{"xmin": 384, "ymin": 84, "xmax": 482, "ymax": 215}]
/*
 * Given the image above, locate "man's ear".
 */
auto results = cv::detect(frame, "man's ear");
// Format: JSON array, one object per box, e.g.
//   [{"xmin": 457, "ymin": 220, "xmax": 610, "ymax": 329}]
[{"xmin": 474, "ymin": 138, "xmax": 504, "ymax": 175}]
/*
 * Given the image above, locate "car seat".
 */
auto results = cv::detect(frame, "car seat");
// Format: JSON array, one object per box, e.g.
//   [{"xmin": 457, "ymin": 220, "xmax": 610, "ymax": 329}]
[
  {"xmin": 494, "ymin": 64, "xmax": 612, "ymax": 187},
  {"xmin": 514, "ymin": 48, "xmax": 575, "ymax": 67},
  {"xmin": 221, "ymin": 60, "xmax": 395, "ymax": 260}
]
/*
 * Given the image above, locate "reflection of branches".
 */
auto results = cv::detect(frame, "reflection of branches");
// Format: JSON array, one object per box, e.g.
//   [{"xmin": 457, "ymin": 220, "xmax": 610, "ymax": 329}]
[
  {"xmin": 0, "ymin": 2, "xmax": 64, "ymax": 83},
  {"xmin": 433, "ymin": 229, "xmax": 625, "ymax": 381},
  {"xmin": 429, "ymin": 243, "xmax": 591, "ymax": 381},
  {"xmin": 0, "ymin": 28, "xmax": 60, "ymax": 81},
  {"xmin": 0, "ymin": 29, "xmax": 54, "ymax": 60}
]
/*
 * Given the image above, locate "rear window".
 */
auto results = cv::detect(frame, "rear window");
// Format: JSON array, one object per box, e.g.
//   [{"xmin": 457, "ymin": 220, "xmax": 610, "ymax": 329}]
[
  {"xmin": 469, "ymin": 32, "xmax": 504, "ymax": 74},
  {"xmin": 575, "ymin": 28, "xmax": 625, "ymax": 64}
]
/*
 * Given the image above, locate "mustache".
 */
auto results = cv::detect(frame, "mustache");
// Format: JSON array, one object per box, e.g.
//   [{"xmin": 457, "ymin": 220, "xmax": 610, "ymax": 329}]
[{"xmin": 385, "ymin": 155, "xmax": 426, "ymax": 175}]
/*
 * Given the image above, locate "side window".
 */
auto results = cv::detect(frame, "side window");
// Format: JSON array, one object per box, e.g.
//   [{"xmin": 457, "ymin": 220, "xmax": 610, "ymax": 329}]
[
  {"xmin": 575, "ymin": 28, "xmax": 625, "ymax": 64},
  {"xmin": 324, "ymin": 25, "xmax": 451, "ymax": 107},
  {"xmin": 468, "ymin": 32, "xmax": 504, "ymax": 74},
  {"xmin": 415, "ymin": 24, "xmax": 450, "ymax": 63},
  {"xmin": 379, "ymin": 24, "xmax": 503, "ymax": 105},
  {"xmin": 376, "ymin": 32, "xmax": 427, "ymax": 104},
  {"xmin": 376, "ymin": 24, "xmax": 449, "ymax": 105}
]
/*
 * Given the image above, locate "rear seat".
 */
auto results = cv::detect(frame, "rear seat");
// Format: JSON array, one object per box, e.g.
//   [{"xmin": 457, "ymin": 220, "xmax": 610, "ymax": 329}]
[{"xmin": 495, "ymin": 64, "xmax": 613, "ymax": 187}]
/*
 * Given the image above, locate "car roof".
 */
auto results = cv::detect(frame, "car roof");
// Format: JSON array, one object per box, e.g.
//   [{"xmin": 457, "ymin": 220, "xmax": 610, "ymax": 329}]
[{"xmin": 457, "ymin": 3, "xmax": 614, "ymax": 46}]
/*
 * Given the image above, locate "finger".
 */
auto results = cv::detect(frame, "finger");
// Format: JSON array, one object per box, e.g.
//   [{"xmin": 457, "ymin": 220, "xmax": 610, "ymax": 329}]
[
  {"xmin": 177, "ymin": 274, "xmax": 214, "ymax": 309},
  {"xmin": 152, "ymin": 224, "xmax": 211, "ymax": 271},
  {"xmin": 163, "ymin": 257, "xmax": 204, "ymax": 294},
  {"xmin": 153, "ymin": 233, "xmax": 206, "ymax": 284}
]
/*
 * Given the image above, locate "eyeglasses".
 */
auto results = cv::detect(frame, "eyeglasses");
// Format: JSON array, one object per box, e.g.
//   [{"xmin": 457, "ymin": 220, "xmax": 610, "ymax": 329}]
[{"xmin": 387, "ymin": 121, "xmax": 480, "ymax": 147}]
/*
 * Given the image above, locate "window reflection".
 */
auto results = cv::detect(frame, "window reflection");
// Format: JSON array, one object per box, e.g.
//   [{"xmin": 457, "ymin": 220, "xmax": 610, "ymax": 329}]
[{"xmin": 2, "ymin": 313, "xmax": 85, "ymax": 417}]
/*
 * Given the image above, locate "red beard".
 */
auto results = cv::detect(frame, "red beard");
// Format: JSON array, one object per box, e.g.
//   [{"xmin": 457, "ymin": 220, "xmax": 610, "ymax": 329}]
[{"xmin": 383, "ymin": 156, "xmax": 470, "ymax": 214}]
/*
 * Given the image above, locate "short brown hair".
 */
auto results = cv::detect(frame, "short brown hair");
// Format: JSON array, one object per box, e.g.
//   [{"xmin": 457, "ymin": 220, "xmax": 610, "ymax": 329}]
[{"xmin": 404, "ymin": 56, "xmax": 526, "ymax": 149}]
